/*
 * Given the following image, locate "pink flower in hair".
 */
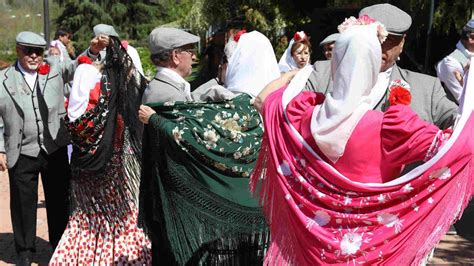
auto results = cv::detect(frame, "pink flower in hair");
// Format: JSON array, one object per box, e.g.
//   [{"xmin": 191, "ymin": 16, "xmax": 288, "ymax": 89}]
[
  {"xmin": 358, "ymin": 15, "xmax": 376, "ymax": 24},
  {"xmin": 337, "ymin": 15, "xmax": 388, "ymax": 43}
]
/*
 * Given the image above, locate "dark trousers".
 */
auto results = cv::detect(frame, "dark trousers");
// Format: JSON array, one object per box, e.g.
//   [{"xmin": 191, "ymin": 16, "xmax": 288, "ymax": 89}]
[{"xmin": 8, "ymin": 147, "xmax": 70, "ymax": 255}]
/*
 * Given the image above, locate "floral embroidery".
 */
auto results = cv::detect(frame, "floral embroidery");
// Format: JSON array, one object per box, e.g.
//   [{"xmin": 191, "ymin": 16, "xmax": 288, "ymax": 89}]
[
  {"xmin": 278, "ymin": 160, "xmax": 292, "ymax": 176},
  {"xmin": 65, "ymin": 76, "xmax": 111, "ymax": 155},
  {"xmin": 377, "ymin": 194, "xmax": 387, "ymax": 203},
  {"xmin": 429, "ymin": 167, "xmax": 451, "ymax": 180},
  {"xmin": 172, "ymin": 127, "xmax": 184, "ymax": 144},
  {"xmin": 402, "ymin": 183, "xmax": 413, "ymax": 193},
  {"xmin": 377, "ymin": 213, "xmax": 403, "ymax": 234},
  {"xmin": 313, "ymin": 210, "xmax": 331, "ymax": 226},
  {"xmin": 340, "ymin": 232, "xmax": 363, "ymax": 255}
]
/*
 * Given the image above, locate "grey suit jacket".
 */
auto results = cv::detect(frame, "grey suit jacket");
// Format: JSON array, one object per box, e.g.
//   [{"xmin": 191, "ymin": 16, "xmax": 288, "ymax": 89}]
[
  {"xmin": 142, "ymin": 71, "xmax": 192, "ymax": 104},
  {"xmin": 0, "ymin": 59, "xmax": 76, "ymax": 168},
  {"xmin": 305, "ymin": 60, "xmax": 458, "ymax": 129}
]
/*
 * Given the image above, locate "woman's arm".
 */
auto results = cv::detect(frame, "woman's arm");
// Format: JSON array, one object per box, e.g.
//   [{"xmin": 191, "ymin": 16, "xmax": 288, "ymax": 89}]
[{"xmin": 254, "ymin": 69, "xmax": 298, "ymax": 113}]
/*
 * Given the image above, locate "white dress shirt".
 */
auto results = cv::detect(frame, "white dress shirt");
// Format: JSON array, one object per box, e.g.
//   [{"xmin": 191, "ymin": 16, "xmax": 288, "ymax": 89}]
[
  {"xmin": 436, "ymin": 41, "xmax": 473, "ymax": 101},
  {"xmin": 17, "ymin": 62, "xmax": 38, "ymax": 90},
  {"xmin": 156, "ymin": 66, "xmax": 191, "ymax": 98}
]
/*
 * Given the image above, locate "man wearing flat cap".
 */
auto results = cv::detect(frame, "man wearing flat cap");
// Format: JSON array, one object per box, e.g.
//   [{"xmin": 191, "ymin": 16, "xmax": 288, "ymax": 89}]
[
  {"xmin": 141, "ymin": 27, "xmax": 200, "ymax": 106},
  {"xmin": 0, "ymin": 31, "xmax": 107, "ymax": 265},
  {"xmin": 87, "ymin": 24, "xmax": 144, "ymax": 75},
  {"xmin": 437, "ymin": 19, "xmax": 474, "ymax": 102},
  {"xmin": 320, "ymin": 33, "xmax": 339, "ymax": 60},
  {"xmin": 137, "ymin": 27, "xmax": 200, "ymax": 263},
  {"xmin": 306, "ymin": 3, "xmax": 457, "ymax": 130}
]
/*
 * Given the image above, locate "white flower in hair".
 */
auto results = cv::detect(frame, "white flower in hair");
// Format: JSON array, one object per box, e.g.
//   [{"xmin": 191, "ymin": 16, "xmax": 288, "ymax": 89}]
[{"xmin": 337, "ymin": 15, "xmax": 388, "ymax": 43}]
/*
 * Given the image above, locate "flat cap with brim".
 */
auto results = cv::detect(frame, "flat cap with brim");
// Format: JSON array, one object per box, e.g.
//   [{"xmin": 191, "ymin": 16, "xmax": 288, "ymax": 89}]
[
  {"xmin": 359, "ymin": 3, "xmax": 412, "ymax": 36},
  {"xmin": 16, "ymin": 31, "xmax": 47, "ymax": 48},
  {"xmin": 320, "ymin": 33, "xmax": 340, "ymax": 46},
  {"xmin": 93, "ymin": 24, "xmax": 119, "ymax": 37},
  {"xmin": 463, "ymin": 19, "xmax": 474, "ymax": 32},
  {"xmin": 149, "ymin": 27, "xmax": 200, "ymax": 54}
]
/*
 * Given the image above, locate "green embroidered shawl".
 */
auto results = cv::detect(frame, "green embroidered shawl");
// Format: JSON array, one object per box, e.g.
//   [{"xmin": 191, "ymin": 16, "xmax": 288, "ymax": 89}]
[{"xmin": 140, "ymin": 94, "xmax": 268, "ymax": 265}]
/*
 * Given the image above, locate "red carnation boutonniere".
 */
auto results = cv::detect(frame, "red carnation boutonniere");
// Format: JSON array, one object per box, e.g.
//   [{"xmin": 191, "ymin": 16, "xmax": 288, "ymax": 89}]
[
  {"xmin": 78, "ymin": 55, "xmax": 93, "ymax": 65},
  {"xmin": 388, "ymin": 79, "xmax": 411, "ymax": 106},
  {"xmin": 233, "ymin": 29, "xmax": 247, "ymax": 42},
  {"xmin": 37, "ymin": 63, "xmax": 50, "ymax": 75},
  {"xmin": 293, "ymin": 31, "xmax": 307, "ymax": 42}
]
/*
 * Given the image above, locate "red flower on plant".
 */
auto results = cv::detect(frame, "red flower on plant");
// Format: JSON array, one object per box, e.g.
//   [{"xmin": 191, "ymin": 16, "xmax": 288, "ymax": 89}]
[
  {"xmin": 78, "ymin": 55, "xmax": 93, "ymax": 65},
  {"xmin": 37, "ymin": 63, "xmax": 50, "ymax": 75},
  {"xmin": 233, "ymin": 29, "xmax": 247, "ymax": 42},
  {"xmin": 389, "ymin": 86, "xmax": 411, "ymax": 106}
]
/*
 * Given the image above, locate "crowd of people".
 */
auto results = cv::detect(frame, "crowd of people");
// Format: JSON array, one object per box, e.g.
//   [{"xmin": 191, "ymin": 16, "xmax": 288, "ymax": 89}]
[{"xmin": 0, "ymin": 2, "xmax": 473, "ymax": 266}]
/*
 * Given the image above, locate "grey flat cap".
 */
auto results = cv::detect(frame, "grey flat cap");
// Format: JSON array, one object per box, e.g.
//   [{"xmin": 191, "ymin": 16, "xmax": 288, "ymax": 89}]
[
  {"xmin": 463, "ymin": 19, "xmax": 474, "ymax": 32},
  {"xmin": 16, "ymin": 31, "xmax": 47, "ymax": 48},
  {"xmin": 320, "ymin": 33, "xmax": 340, "ymax": 46},
  {"xmin": 359, "ymin": 4, "xmax": 412, "ymax": 36},
  {"xmin": 93, "ymin": 24, "xmax": 119, "ymax": 37},
  {"xmin": 149, "ymin": 27, "xmax": 200, "ymax": 54}
]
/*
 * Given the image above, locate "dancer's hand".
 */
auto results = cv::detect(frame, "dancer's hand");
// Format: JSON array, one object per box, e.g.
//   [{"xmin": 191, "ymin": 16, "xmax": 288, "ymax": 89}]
[
  {"xmin": 89, "ymin": 35, "xmax": 110, "ymax": 55},
  {"xmin": 139, "ymin": 105, "xmax": 156, "ymax": 124},
  {"xmin": 0, "ymin": 153, "xmax": 7, "ymax": 172}
]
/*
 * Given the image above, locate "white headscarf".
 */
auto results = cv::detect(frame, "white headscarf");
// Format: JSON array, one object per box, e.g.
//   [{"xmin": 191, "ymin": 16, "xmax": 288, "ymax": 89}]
[
  {"xmin": 310, "ymin": 24, "xmax": 383, "ymax": 162},
  {"xmin": 49, "ymin": 40, "xmax": 64, "ymax": 62},
  {"xmin": 278, "ymin": 32, "xmax": 310, "ymax": 73},
  {"xmin": 225, "ymin": 31, "xmax": 280, "ymax": 97},
  {"xmin": 278, "ymin": 39, "xmax": 298, "ymax": 73},
  {"xmin": 68, "ymin": 64, "xmax": 102, "ymax": 121}
]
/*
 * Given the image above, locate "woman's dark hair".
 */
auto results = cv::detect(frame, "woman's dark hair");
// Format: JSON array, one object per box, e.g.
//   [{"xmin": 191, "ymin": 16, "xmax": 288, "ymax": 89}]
[{"xmin": 54, "ymin": 27, "xmax": 72, "ymax": 39}]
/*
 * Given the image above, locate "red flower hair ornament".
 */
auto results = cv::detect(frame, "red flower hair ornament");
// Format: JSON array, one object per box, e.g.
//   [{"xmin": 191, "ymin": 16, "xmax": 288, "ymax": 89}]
[
  {"xmin": 37, "ymin": 63, "xmax": 50, "ymax": 75},
  {"xmin": 293, "ymin": 31, "xmax": 307, "ymax": 42},
  {"xmin": 233, "ymin": 29, "xmax": 247, "ymax": 42},
  {"xmin": 78, "ymin": 55, "xmax": 93, "ymax": 65},
  {"xmin": 388, "ymin": 79, "xmax": 412, "ymax": 106}
]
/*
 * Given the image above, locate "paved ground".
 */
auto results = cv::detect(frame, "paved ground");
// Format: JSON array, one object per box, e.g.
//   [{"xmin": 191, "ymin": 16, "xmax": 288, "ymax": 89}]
[{"xmin": 1, "ymin": 170, "xmax": 473, "ymax": 265}]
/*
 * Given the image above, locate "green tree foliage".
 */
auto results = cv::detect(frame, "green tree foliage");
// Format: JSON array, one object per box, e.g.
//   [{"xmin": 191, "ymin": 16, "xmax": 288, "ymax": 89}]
[
  {"xmin": 55, "ymin": 0, "xmax": 197, "ymax": 50},
  {"xmin": 417, "ymin": 0, "xmax": 472, "ymax": 35},
  {"xmin": 182, "ymin": 0, "xmax": 309, "ymax": 45},
  {"xmin": 56, "ymin": 1, "xmax": 113, "ymax": 50}
]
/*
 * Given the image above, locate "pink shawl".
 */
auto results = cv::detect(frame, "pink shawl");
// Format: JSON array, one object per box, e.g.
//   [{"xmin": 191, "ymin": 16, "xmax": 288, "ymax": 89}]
[{"xmin": 251, "ymin": 71, "xmax": 474, "ymax": 265}]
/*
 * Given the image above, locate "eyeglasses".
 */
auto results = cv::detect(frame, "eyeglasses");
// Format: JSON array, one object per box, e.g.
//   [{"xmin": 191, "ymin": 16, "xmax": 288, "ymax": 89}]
[
  {"xmin": 177, "ymin": 48, "xmax": 197, "ymax": 56},
  {"xmin": 19, "ymin": 46, "xmax": 45, "ymax": 56}
]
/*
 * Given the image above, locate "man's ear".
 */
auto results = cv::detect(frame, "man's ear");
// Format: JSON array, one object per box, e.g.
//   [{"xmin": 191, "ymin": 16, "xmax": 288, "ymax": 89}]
[
  {"xmin": 399, "ymin": 35, "xmax": 406, "ymax": 52},
  {"xmin": 171, "ymin": 50, "xmax": 180, "ymax": 65}
]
